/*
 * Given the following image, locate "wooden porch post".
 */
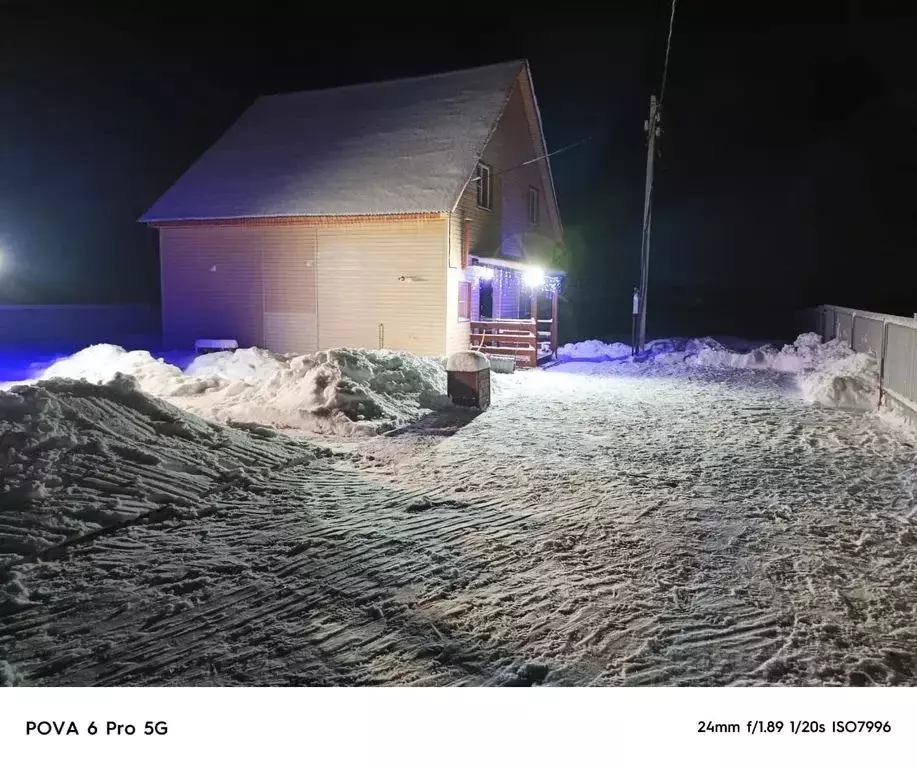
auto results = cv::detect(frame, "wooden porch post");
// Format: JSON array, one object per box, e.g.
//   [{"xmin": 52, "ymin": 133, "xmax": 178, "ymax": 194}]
[
  {"xmin": 551, "ymin": 291, "xmax": 559, "ymax": 358},
  {"xmin": 531, "ymin": 290, "xmax": 539, "ymax": 367}
]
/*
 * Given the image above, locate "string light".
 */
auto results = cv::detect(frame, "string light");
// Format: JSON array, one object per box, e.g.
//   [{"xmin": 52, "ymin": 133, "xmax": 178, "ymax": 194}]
[
  {"xmin": 543, "ymin": 274, "xmax": 564, "ymax": 295},
  {"xmin": 465, "ymin": 264, "xmax": 494, "ymax": 283}
]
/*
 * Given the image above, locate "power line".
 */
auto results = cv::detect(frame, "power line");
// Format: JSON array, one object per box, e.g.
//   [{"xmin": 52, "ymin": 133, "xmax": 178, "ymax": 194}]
[
  {"xmin": 513, "ymin": 136, "xmax": 592, "ymax": 171},
  {"xmin": 659, "ymin": 0, "xmax": 679, "ymax": 105},
  {"xmin": 470, "ymin": 136, "xmax": 592, "ymax": 182}
]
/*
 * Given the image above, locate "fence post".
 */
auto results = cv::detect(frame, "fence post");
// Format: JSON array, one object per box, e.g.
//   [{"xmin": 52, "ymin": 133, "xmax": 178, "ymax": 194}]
[{"xmin": 878, "ymin": 321, "xmax": 888, "ymax": 409}]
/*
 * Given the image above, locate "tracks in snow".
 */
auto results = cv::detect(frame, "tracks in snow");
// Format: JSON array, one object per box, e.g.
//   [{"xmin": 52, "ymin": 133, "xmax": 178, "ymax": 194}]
[{"xmin": 3, "ymin": 365, "xmax": 917, "ymax": 685}]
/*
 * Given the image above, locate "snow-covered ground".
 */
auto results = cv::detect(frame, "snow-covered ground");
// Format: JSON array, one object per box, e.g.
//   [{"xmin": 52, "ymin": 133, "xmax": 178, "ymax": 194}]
[{"xmin": 2, "ymin": 336, "xmax": 916, "ymax": 686}]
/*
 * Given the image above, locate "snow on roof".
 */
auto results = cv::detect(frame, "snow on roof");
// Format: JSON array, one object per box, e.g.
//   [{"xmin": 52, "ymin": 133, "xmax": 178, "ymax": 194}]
[{"xmin": 140, "ymin": 61, "xmax": 526, "ymax": 223}]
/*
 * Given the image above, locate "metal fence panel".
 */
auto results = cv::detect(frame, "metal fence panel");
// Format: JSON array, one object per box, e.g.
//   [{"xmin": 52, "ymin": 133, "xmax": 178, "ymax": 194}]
[
  {"xmin": 852, "ymin": 314, "xmax": 884, "ymax": 357},
  {"xmin": 823, "ymin": 308, "xmax": 837, "ymax": 340},
  {"xmin": 835, "ymin": 311, "xmax": 853, "ymax": 345},
  {"xmin": 884, "ymin": 323, "xmax": 917, "ymax": 407},
  {"xmin": 0, "ymin": 304, "xmax": 160, "ymax": 345},
  {"xmin": 808, "ymin": 305, "xmax": 917, "ymax": 421}
]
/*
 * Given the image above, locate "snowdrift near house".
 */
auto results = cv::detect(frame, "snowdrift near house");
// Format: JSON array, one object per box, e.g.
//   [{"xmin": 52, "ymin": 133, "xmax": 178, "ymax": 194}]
[
  {"xmin": 42, "ymin": 346, "xmax": 206, "ymax": 397},
  {"xmin": 38, "ymin": 344, "xmax": 447, "ymax": 436}
]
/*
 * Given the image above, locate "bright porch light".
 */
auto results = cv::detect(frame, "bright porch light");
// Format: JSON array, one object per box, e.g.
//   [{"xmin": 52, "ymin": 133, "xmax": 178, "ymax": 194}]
[{"xmin": 523, "ymin": 267, "xmax": 545, "ymax": 288}]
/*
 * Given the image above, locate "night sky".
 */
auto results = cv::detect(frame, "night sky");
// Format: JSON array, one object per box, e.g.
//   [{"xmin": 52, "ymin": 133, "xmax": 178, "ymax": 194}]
[{"xmin": 2, "ymin": 2, "xmax": 915, "ymax": 342}]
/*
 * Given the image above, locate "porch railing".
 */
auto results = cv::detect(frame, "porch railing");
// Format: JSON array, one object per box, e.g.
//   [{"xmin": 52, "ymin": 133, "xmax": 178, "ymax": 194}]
[{"xmin": 470, "ymin": 319, "xmax": 539, "ymax": 368}]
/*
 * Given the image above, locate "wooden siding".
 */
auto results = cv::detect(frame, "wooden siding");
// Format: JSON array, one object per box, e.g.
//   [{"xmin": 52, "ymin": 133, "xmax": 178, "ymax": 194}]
[
  {"xmin": 160, "ymin": 223, "xmax": 319, "ymax": 352},
  {"xmin": 446, "ymin": 267, "xmax": 471, "ymax": 355},
  {"xmin": 495, "ymin": 78, "xmax": 560, "ymax": 258},
  {"xmin": 160, "ymin": 225, "xmax": 264, "ymax": 349},
  {"xmin": 316, "ymin": 218, "xmax": 447, "ymax": 355},
  {"xmin": 258, "ymin": 226, "xmax": 318, "ymax": 353},
  {"xmin": 448, "ymin": 70, "xmax": 562, "ymax": 268}
]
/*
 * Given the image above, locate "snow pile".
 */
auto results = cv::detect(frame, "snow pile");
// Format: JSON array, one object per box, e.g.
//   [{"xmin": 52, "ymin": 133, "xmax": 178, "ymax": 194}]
[
  {"xmin": 38, "ymin": 344, "xmax": 447, "ymax": 436},
  {"xmin": 558, "ymin": 332, "xmax": 881, "ymax": 414},
  {"xmin": 661, "ymin": 333, "xmax": 880, "ymax": 411},
  {"xmin": 42, "ymin": 345, "xmax": 211, "ymax": 397},
  {"xmin": 688, "ymin": 332, "xmax": 852, "ymax": 374},
  {"xmin": 182, "ymin": 347, "xmax": 447, "ymax": 434},
  {"xmin": 556, "ymin": 339, "xmax": 632, "ymax": 360},
  {"xmin": 799, "ymin": 352, "xmax": 879, "ymax": 411},
  {"xmin": 685, "ymin": 333, "xmax": 880, "ymax": 410},
  {"xmin": 557, "ymin": 336, "xmax": 731, "ymax": 364}
]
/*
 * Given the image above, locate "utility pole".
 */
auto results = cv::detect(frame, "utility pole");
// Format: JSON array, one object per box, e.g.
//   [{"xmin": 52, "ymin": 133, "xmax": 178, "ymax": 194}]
[
  {"xmin": 635, "ymin": 0, "xmax": 677, "ymax": 353},
  {"xmin": 637, "ymin": 94, "xmax": 660, "ymax": 352}
]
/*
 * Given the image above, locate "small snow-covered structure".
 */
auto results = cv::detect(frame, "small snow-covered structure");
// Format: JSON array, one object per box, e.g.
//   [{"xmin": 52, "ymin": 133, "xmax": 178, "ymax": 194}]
[
  {"xmin": 140, "ymin": 61, "xmax": 565, "ymax": 364},
  {"xmin": 446, "ymin": 351, "xmax": 491, "ymax": 409}
]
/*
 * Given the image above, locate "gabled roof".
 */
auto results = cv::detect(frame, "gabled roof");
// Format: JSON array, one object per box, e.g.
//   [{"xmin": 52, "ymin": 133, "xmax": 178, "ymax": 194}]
[{"xmin": 140, "ymin": 60, "xmax": 528, "ymax": 223}]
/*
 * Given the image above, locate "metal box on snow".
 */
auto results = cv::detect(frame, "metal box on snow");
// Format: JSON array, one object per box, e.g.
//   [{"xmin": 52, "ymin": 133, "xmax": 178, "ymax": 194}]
[{"xmin": 446, "ymin": 351, "xmax": 491, "ymax": 409}]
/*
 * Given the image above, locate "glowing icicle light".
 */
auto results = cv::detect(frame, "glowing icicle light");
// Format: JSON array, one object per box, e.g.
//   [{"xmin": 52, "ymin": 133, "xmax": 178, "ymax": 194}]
[{"xmin": 543, "ymin": 273, "xmax": 563, "ymax": 295}]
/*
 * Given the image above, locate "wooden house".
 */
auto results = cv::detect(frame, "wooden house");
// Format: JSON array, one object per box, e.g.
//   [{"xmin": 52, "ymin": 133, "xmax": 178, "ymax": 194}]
[{"xmin": 140, "ymin": 60, "xmax": 565, "ymax": 366}]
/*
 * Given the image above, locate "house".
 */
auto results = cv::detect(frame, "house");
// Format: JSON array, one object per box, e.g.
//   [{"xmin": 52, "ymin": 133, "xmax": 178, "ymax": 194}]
[{"xmin": 140, "ymin": 60, "xmax": 565, "ymax": 366}]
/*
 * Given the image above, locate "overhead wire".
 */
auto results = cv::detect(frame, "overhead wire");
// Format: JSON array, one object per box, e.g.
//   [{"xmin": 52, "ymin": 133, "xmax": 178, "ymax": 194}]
[
  {"xmin": 469, "ymin": 136, "xmax": 593, "ymax": 182},
  {"xmin": 659, "ymin": 0, "xmax": 678, "ymax": 106}
]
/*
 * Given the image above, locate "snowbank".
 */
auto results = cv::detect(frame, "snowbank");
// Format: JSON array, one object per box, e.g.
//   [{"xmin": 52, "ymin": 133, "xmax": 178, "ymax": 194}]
[
  {"xmin": 558, "ymin": 332, "xmax": 879, "ymax": 413},
  {"xmin": 38, "ymin": 344, "xmax": 447, "ymax": 436},
  {"xmin": 43, "ymin": 346, "xmax": 204, "ymax": 397},
  {"xmin": 558, "ymin": 336, "xmax": 730, "ymax": 363},
  {"xmin": 683, "ymin": 333, "xmax": 879, "ymax": 410},
  {"xmin": 687, "ymin": 332, "xmax": 852, "ymax": 374},
  {"xmin": 556, "ymin": 339, "xmax": 632, "ymax": 360},
  {"xmin": 799, "ymin": 352, "xmax": 879, "ymax": 411}
]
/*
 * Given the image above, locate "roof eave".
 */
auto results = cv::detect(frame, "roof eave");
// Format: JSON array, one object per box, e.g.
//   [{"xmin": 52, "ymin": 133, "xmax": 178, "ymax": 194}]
[{"xmin": 139, "ymin": 210, "xmax": 450, "ymax": 226}]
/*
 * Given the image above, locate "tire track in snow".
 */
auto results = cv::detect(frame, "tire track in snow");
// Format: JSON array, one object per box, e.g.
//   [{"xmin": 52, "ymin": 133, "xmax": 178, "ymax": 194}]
[{"xmin": 5, "ymin": 365, "xmax": 917, "ymax": 685}]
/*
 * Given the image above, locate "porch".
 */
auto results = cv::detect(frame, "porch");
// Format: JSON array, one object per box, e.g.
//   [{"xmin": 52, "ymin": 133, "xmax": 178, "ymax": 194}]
[{"xmin": 464, "ymin": 256, "xmax": 563, "ymax": 369}]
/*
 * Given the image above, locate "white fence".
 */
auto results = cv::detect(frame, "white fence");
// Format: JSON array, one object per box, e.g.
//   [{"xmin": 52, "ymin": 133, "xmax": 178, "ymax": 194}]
[
  {"xmin": 812, "ymin": 304, "xmax": 917, "ymax": 422},
  {"xmin": 0, "ymin": 304, "xmax": 159, "ymax": 346}
]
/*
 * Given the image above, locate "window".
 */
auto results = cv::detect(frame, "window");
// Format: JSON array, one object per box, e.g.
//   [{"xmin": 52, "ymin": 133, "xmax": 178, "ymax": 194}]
[
  {"xmin": 528, "ymin": 186, "xmax": 540, "ymax": 224},
  {"xmin": 458, "ymin": 280, "xmax": 471, "ymax": 320},
  {"xmin": 476, "ymin": 162, "xmax": 493, "ymax": 209}
]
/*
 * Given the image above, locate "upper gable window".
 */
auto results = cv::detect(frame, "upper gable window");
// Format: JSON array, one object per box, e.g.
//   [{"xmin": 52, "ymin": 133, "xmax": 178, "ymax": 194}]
[
  {"xmin": 528, "ymin": 186, "xmax": 540, "ymax": 225},
  {"xmin": 476, "ymin": 162, "xmax": 493, "ymax": 210}
]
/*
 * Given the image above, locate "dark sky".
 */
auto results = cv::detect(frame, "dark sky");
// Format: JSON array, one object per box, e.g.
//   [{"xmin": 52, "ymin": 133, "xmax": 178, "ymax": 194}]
[{"xmin": 2, "ymin": 2, "xmax": 915, "ymax": 341}]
